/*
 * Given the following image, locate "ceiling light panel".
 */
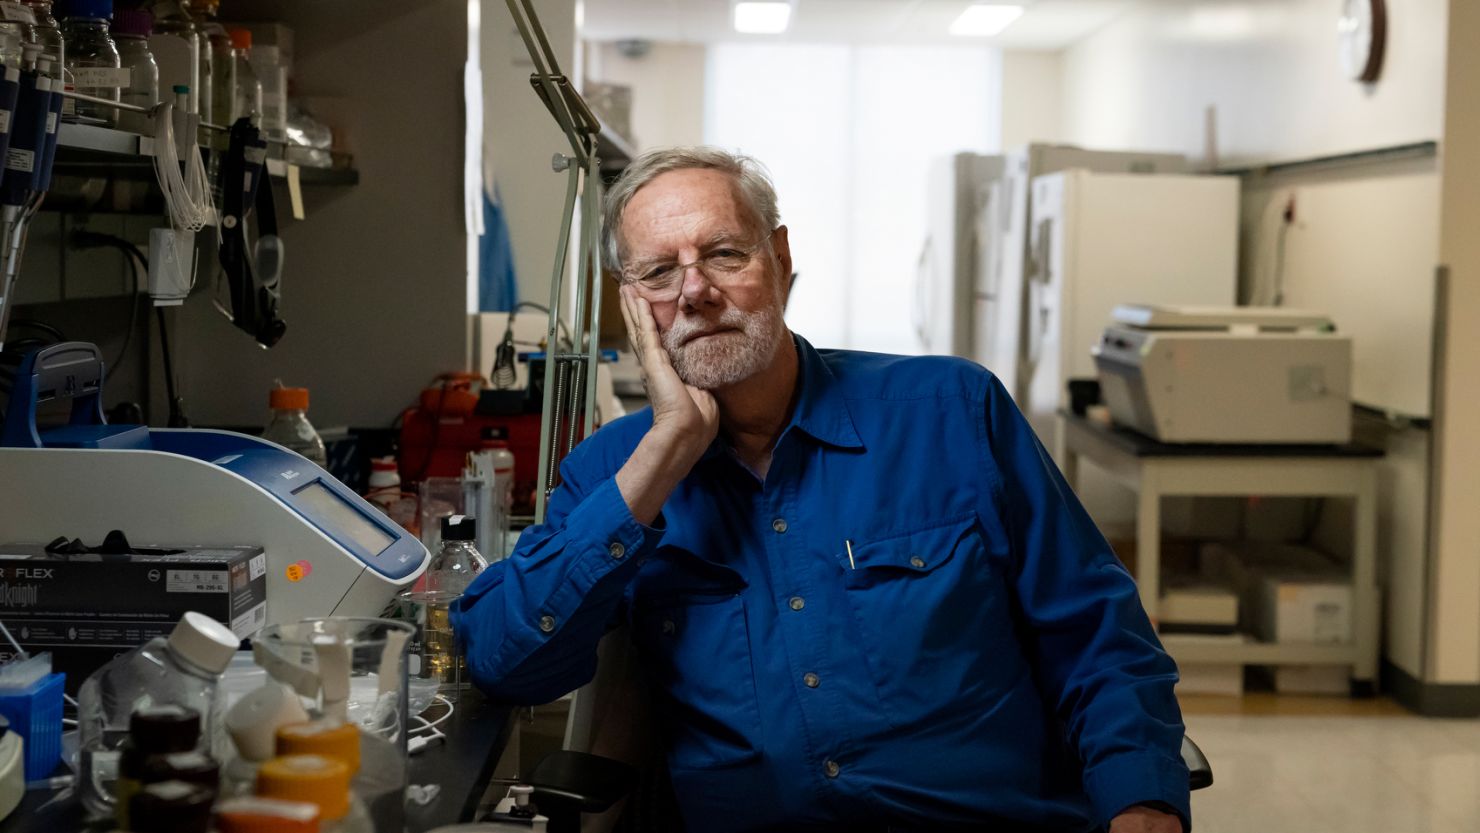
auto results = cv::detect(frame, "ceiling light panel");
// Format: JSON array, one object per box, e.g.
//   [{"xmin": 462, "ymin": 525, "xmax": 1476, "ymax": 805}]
[
  {"xmin": 949, "ymin": 4, "xmax": 1025, "ymax": 37},
  {"xmin": 734, "ymin": 1, "xmax": 793, "ymax": 34}
]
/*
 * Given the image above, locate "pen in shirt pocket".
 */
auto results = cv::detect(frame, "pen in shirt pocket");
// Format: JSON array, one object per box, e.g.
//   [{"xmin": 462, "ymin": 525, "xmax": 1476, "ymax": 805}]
[{"xmin": 845, "ymin": 539, "xmax": 856, "ymax": 570}]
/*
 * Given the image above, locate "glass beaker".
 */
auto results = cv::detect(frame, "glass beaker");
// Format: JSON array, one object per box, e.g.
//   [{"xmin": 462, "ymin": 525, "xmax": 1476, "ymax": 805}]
[
  {"xmin": 417, "ymin": 476, "xmax": 464, "ymax": 553},
  {"xmin": 397, "ymin": 590, "xmax": 465, "ymax": 705},
  {"xmin": 252, "ymin": 618, "xmax": 414, "ymax": 833}
]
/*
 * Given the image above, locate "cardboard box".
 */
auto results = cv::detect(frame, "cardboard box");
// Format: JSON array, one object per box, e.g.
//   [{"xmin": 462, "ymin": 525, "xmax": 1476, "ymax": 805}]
[
  {"xmin": 1256, "ymin": 575, "xmax": 1351, "ymax": 644},
  {"xmin": 1174, "ymin": 633, "xmax": 1249, "ymax": 697},
  {"xmin": 0, "ymin": 544, "xmax": 268, "ymax": 691},
  {"xmin": 1199, "ymin": 541, "xmax": 1348, "ymax": 640},
  {"xmin": 1160, "ymin": 579, "xmax": 1239, "ymax": 634},
  {"xmin": 1255, "ymin": 664, "xmax": 1351, "ymax": 696}
]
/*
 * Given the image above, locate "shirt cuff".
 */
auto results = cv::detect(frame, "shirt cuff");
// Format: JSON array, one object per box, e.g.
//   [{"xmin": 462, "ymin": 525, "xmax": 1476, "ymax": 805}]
[
  {"xmin": 563, "ymin": 475, "xmax": 666, "ymax": 582},
  {"xmin": 1082, "ymin": 752, "xmax": 1191, "ymax": 831}
]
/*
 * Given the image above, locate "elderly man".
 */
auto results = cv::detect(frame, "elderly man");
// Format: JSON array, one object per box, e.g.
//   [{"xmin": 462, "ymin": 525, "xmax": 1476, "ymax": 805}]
[{"xmin": 453, "ymin": 147, "xmax": 1189, "ymax": 833}]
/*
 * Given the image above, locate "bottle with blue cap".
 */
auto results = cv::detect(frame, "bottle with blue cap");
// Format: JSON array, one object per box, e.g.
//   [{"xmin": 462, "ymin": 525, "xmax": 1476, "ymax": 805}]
[{"xmin": 57, "ymin": 0, "xmax": 121, "ymax": 124}]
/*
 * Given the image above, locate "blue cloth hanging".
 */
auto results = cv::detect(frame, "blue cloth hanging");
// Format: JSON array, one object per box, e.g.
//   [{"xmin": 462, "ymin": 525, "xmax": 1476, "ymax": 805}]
[{"xmin": 478, "ymin": 185, "xmax": 519, "ymax": 312}]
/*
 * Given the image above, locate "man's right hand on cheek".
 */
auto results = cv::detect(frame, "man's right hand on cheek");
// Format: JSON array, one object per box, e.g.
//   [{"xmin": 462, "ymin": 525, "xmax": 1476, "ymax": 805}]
[{"xmin": 616, "ymin": 284, "xmax": 720, "ymax": 524}]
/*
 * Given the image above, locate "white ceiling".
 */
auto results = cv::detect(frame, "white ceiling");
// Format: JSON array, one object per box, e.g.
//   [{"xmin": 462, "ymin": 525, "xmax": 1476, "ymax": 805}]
[{"xmin": 579, "ymin": 0, "xmax": 1136, "ymax": 50}]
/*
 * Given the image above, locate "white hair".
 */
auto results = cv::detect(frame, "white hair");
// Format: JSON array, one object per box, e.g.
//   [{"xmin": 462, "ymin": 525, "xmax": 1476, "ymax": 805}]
[{"xmin": 602, "ymin": 146, "xmax": 781, "ymax": 274}]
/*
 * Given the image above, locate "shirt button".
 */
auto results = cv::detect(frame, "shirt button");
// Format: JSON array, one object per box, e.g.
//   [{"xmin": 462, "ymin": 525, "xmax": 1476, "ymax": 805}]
[
  {"xmin": 771, "ymin": 518, "xmax": 788, "ymax": 534},
  {"xmin": 910, "ymin": 556, "xmax": 926, "ymax": 568},
  {"xmin": 538, "ymin": 615, "xmax": 556, "ymax": 633},
  {"xmin": 609, "ymin": 542, "xmax": 626, "ymax": 559},
  {"xmin": 789, "ymin": 596, "xmax": 805, "ymax": 611},
  {"xmin": 803, "ymin": 672, "xmax": 820, "ymax": 688},
  {"xmin": 823, "ymin": 760, "xmax": 841, "ymax": 778}
]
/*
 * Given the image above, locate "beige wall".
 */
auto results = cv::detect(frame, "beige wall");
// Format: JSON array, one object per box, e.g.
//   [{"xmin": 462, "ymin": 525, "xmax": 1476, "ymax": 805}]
[
  {"xmin": 1059, "ymin": 0, "xmax": 1462, "ymax": 686},
  {"xmin": 1000, "ymin": 50, "xmax": 1063, "ymax": 149},
  {"xmin": 1060, "ymin": 0, "xmax": 1447, "ymax": 165},
  {"xmin": 484, "ymin": 0, "xmax": 578, "ymax": 306},
  {"xmin": 175, "ymin": 0, "xmax": 472, "ymax": 428},
  {"xmin": 1430, "ymin": 0, "xmax": 1480, "ymax": 684},
  {"xmin": 588, "ymin": 42, "xmax": 707, "ymax": 151}
]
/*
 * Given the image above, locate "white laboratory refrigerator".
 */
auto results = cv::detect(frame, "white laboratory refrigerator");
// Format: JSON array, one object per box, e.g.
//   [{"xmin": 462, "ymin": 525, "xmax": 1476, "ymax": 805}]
[
  {"xmin": 918, "ymin": 153, "xmax": 1005, "ymax": 361},
  {"xmin": 1023, "ymin": 169, "xmax": 1239, "ymax": 522},
  {"xmin": 988, "ymin": 145, "xmax": 1189, "ymax": 401}
]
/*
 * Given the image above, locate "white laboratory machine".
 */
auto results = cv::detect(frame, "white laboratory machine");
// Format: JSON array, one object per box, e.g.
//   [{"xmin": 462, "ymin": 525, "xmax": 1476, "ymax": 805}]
[
  {"xmin": 919, "ymin": 153, "xmax": 1005, "ymax": 360},
  {"xmin": 0, "ymin": 343, "xmax": 430, "ymax": 628},
  {"xmin": 1022, "ymin": 170, "xmax": 1240, "ymax": 434},
  {"xmin": 986, "ymin": 145, "xmax": 1188, "ymax": 398},
  {"xmin": 1094, "ymin": 305, "xmax": 1354, "ymax": 444}
]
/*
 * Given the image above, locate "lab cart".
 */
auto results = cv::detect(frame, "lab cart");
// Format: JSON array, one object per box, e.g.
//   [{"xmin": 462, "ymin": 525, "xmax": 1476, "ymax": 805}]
[{"xmin": 1057, "ymin": 412, "xmax": 1384, "ymax": 694}]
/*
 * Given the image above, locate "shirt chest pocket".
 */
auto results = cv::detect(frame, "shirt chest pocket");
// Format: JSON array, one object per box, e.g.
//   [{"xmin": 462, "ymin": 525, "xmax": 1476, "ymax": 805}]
[
  {"xmin": 836, "ymin": 513, "xmax": 1024, "ymax": 728},
  {"xmin": 634, "ymin": 571, "xmax": 763, "ymax": 771}
]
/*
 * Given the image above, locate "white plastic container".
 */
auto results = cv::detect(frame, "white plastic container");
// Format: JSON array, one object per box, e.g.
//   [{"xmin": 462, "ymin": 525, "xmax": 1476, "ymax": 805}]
[{"xmin": 366, "ymin": 457, "xmax": 401, "ymax": 510}]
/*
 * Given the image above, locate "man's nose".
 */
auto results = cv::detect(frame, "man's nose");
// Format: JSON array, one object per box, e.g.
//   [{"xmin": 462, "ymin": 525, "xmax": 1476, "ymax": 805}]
[{"xmin": 678, "ymin": 262, "xmax": 721, "ymax": 308}]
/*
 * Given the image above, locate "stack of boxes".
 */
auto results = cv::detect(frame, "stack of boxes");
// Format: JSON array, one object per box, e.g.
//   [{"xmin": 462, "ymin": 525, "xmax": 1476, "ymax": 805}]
[{"xmin": 1162, "ymin": 540, "xmax": 1353, "ymax": 696}]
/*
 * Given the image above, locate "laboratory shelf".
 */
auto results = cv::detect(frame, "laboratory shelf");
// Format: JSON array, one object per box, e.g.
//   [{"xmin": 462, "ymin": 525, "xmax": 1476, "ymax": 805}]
[
  {"xmin": 51, "ymin": 122, "xmax": 358, "ymax": 185},
  {"xmin": 1159, "ymin": 635, "xmax": 1360, "ymax": 666}
]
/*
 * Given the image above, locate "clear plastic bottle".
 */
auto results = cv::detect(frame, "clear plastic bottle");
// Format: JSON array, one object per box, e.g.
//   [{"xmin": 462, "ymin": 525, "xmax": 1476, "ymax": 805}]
[
  {"xmin": 21, "ymin": 0, "xmax": 63, "ymax": 73},
  {"xmin": 226, "ymin": 26, "xmax": 258, "ymax": 124},
  {"xmin": 76, "ymin": 612, "xmax": 239, "ymax": 819},
  {"xmin": 0, "ymin": 4, "xmax": 29, "ymax": 70},
  {"xmin": 261, "ymin": 383, "xmax": 328, "ymax": 467},
  {"xmin": 247, "ymin": 41, "xmax": 283, "ymax": 141},
  {"xmin": 187, "ymin": 0, "xmax": 224, "ymax": 123},
  {"xmin": 487, "ymin": 441, "xmax": 515, "ymax": 560},
  {"xmin": 58, "ymin": 0, "xmax": 121, "ymax": 124},
  {"xmin": 426, "ymin": 515, "xmax": 488, "ymax": 595},
  {"xmin": 109, "ymin": 7, "xmax": 154, "ymax": 132},
  {"xmin": 149, "ymin": 0, "xmax": 199, "ymax": 113}
]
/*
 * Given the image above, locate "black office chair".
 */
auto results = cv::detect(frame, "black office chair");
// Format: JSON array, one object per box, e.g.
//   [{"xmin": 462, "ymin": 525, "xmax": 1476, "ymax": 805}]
[{"xmin": 520, "ymin": 735, "xmax": 1213, "ymax": 832}]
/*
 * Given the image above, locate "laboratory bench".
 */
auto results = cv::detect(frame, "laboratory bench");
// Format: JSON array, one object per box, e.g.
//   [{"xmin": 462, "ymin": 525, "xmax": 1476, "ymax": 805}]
[
  {"xmin": 0, "ymin": 695, "xmax": 514, "ymax": 833},
  {"xmin": 1057, "ymin": 411, "xmax": 1385, "ymax": 693}
]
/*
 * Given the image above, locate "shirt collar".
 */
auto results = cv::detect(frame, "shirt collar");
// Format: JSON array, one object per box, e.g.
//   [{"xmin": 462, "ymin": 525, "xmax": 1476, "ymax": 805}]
[
  {"xmin": 787, "ymin": 334, "xmax": 865, "ymax": 450},
  {"xmin": 698, "ymin": 333, "xmax": 865, "ymax": 464}
]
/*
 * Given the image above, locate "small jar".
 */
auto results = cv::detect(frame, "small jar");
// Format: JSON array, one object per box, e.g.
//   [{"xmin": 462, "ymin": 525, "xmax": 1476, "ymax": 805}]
[
  {"xmin": 57, "ymin": 0, "xmax": 121, "ymax": 124},
  {"xmin": 109, "ymin": 6, "xmax": 155, "ymax": 132}
]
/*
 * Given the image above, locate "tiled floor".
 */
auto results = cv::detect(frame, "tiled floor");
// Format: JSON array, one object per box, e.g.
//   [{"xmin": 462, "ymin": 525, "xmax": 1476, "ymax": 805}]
[{"xmin": 1181, "ymin": 695, "xmax": 1480, "ymax": 833}]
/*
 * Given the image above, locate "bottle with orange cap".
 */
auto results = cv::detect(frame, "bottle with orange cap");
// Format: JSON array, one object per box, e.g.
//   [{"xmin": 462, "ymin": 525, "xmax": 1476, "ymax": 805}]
[
  {"xmin": 256, "ymin": 754, "xmax": 370, "ymax": 833},
  {"xmin": 262, "ymin": 381, "xmax": 328, "ymax": 467},
  {"xmin": 216, "ymin": 796, "xmax": 322, "ymax": 833}
]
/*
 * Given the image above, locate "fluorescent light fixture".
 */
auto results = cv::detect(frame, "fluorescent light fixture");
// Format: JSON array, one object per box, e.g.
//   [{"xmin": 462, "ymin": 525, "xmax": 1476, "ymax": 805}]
[
  {"xmin": 949, "ymin": 4, "xmax": 1025, "ymax": 37},
  {"xmin": 734, "ymin": 1, "xmax": 792, "ymax": 34}
]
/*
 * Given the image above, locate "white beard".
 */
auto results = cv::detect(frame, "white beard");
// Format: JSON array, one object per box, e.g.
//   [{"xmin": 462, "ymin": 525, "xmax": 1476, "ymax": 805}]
[{"xmin": 661, "ymin": 288, "xmax": 785, "ymax": 390}]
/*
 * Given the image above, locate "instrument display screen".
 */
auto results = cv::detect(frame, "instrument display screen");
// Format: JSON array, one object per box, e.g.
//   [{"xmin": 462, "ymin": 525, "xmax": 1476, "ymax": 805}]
[{"xmin": 293, "ymin": 480, "xmax": 396, "ymax": 556}]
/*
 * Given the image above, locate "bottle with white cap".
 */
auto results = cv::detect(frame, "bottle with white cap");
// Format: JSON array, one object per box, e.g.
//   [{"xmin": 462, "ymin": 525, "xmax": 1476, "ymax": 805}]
[
  {"xmin": 220, "ymin": 682, "xmax": 310, "ymax": 798},
  {"xmin": 76, "ymin": 611, "xmax": 240, "ymax": 818}
]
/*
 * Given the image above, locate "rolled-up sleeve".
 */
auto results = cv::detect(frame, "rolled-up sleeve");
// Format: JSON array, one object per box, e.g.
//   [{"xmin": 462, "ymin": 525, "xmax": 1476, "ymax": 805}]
[
  {"xmin": 452, "ymin": 446, "xmax": 665, "ymax": 705},
  {"xmin": 977, "ymin": 373, "xmax": 1190, "ymax": 828}
]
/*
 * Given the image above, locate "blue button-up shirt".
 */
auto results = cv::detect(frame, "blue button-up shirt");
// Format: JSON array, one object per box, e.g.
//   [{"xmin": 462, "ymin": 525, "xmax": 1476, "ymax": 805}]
[{"xmin": 453, "ymin": 336, "xmax": 1189, "ymax": 832}]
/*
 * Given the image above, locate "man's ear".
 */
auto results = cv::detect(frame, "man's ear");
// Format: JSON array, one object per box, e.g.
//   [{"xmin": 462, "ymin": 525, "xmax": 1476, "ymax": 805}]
[{"xmin": 771, "ymin": 225, "xmax": 793, "ymax": 304}]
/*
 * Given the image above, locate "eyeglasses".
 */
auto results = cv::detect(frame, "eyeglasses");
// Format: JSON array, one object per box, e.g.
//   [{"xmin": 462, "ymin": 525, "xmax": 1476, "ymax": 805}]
[{"xmin": 619, "ymin": 240, "xmax": 768, "ymax": 301}]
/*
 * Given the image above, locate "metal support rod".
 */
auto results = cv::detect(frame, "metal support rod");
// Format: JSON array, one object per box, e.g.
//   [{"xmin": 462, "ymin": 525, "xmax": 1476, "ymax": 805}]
[
  {"xmin": 564, "ymin": 358, "xmax": 584, "ymax": 456},
  {"xmin": 532, "ymin": 162, "xmax": 582, "ymax": 523},
  {"xmin": 505, "ymin": 0, "xmax": 590, "ymax": 168},
  {"xmin": 506, "ymin": 0, "xmax": 609, "ymax": 524},
  {"xmin": 582, "ymin": 156, "xmax": 605, "ymax": 438}
]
